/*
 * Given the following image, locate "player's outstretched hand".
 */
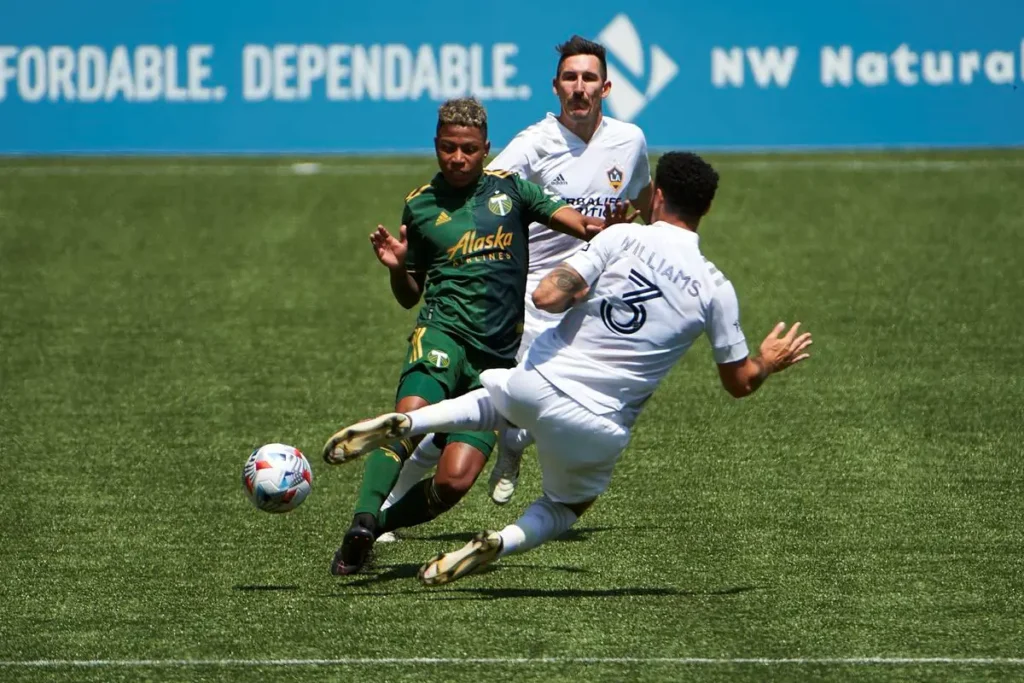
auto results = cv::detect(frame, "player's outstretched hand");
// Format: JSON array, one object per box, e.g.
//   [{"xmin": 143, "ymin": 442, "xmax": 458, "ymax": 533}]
[
  {"xmin": 583, "ymin": 215, "xmax": 606, "ymax": 239},
  {"xmin": 603, "ymin": 199, "xmax": 640, "ymax": 227},
  {"xmin": 369, "ymin": 225, "xmax": 408, "ymax": 270},
  {"xmin": 758, "ymin": 322, "xmax": 812, "ymax": 373}
]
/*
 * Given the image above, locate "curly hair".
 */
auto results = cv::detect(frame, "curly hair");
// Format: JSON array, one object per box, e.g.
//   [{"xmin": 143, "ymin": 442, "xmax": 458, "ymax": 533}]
[
  {"xmin": 654, "ymin": 152, "xmax": 720, "ymax": 221},
  {"xmin": 436, "ymin": 97, "xmax": 488, "ymax": 137}
]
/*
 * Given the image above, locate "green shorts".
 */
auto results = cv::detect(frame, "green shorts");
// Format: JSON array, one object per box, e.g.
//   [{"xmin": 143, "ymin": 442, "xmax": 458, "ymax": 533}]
[{"xmin": 396, "ymin": 325, "xmax": 513, "ymax": 458}]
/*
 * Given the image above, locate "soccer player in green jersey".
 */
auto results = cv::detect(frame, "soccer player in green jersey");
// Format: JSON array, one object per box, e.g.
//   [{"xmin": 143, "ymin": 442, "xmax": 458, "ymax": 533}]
[{"xmin": 321, "ymin": 97, "xmax": 606, "ymax": 576}]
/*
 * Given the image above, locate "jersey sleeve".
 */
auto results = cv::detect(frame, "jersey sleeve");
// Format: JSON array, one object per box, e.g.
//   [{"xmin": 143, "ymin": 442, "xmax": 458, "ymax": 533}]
[
  {"xmin": 401, "ymin": 203, "xmax": 427, "ymax": 273},
  {"xmin": 513, "ymin": 175, "xmax": 568, "ymax": 227},
  {"xmin": 487, "ymin": 130, "xmax": 538, "ymax": 181},
  {"xmin": 706, "ymin": 281, "xmax": 750, "ymax": 364},
  {"xmin": 625, "ymin": 133, "xmax": 651, "ymax": 201},
  {"xmin": 563, "ymin": 225, "xmax": 622, "ymax": 286}
]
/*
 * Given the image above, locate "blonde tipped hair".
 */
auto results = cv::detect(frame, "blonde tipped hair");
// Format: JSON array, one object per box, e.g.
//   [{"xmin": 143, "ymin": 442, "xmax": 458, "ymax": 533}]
[{"xmin": 437, "ymin": 97, "xmax": 488, "ymax": 137}]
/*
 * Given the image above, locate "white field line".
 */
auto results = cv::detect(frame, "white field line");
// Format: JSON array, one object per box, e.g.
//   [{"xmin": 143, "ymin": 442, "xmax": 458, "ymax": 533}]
[
  {"xmin": 0, "ymin": 159, "xmax": 1022, "ymax": 176},
  {"xmin": 1, "ymin": 657, "xmax": 1023, "ymax": 667}
]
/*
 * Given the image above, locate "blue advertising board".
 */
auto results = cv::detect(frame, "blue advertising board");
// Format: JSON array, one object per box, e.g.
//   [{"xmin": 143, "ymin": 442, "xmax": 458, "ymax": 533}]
[{"xmin": 1, "ymin": 0, "xmax": 1022, "ymax": 153}]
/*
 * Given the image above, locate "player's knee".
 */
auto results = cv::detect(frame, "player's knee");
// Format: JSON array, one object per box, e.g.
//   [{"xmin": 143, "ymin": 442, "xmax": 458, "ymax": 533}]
[
  {"xmin": 434, "ymin": 448, "xmax": 486, "ymax": 503},
  {"xmin": 564, "ymin": 498, "xmax": 596, "ymax": 517},
  {"xmin": 542, "ymin": 492, "xmax": 597, "ymax": 518},
  {"xmin": 433, "ymin": 467, "xmax": 477, "ymax": 503}
]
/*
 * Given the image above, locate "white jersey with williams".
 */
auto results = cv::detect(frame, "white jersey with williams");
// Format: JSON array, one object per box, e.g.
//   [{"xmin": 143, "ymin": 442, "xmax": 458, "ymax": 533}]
[
  {"xmin": 487, "ymin": 113, "xmax": 650, "ymax": 278},
  {"xmin": 526, "ymin": 222, "xmax": 750, "ymax": 418}
]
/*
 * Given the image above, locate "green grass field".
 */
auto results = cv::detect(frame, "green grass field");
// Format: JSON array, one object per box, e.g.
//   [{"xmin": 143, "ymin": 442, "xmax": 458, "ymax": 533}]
[{"xmin": 1, "ymin": 152, "xmax": 1023, "ymax": 682}]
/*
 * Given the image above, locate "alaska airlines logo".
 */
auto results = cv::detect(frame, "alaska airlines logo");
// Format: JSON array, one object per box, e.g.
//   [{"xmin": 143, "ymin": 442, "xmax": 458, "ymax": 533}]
[
  {"xmin": 597, "ymin": 14, "xmax": 679, "ymax": 122},
  {"xmin": 446, "ymin": 226, "xmax": 514, "ymax": 262}
]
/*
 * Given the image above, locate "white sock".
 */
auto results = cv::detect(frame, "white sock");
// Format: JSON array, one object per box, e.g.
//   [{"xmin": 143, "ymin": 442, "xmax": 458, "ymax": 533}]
[
  {"xmin": 505, "ymin": 427, "xmax": 535, "ymax": 451},
  {"xmin": 380, "ymin": 437, "xmax": 441, "ymax": 510},
  {"xmin": 410, "ymin": 435, "xmax": 444, "ymax": 467},
  {"xmin": 406, "ymin": 388, "xmax": 505, "ymax": 435},
  {"xmin": 497, "ymin": 495, "xmax": 577, "ymax": 557}
]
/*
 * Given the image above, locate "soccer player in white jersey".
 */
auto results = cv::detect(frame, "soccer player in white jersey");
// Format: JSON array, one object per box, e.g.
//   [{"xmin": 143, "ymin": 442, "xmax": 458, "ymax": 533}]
[
  {"xmin": 488, "ymin": 35, "xmax": 652, "ymax": 359},
  {"xmin": 326, "ymin": 152, "xmax": 813, "ymax": 585},
  {"xmin": 377, "ymin": 36, "xmax": 653, "ymax": 523}
]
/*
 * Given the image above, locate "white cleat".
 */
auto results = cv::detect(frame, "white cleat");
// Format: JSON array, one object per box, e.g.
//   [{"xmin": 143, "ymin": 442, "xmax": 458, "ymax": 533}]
[
  {"xmin": 488, "ymin": 432, "xmax": 523, "ymax": 505},
  {"xmin": 375, "ymin": 531, "xmax": 400, "ymax": 544},
  {"xmin": 322, "ymin": 413, "xmax": 412, "ymax": 465},
  {"xmin": 418, "ymin": 531, "xmax": 502, "ymax": 586},
  {"xmin": 490, "ymin": 474, "xmax": 518, "ymax": 505}
]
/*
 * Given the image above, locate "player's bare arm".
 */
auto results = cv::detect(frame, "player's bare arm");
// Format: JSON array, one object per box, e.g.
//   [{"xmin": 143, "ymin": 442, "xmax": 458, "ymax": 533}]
[
  {"xmin": 545, "ymin": 206, "xmax": 593, "ymax": 241},
  {"xmin": 532, "ymin": 263, "xmax": 589, "ymax": 314},
  {"xmin": 370, "ymin": 224, "xmax": 425, "ymax": 309},
  {"xmin": 717, "ymin": 322, "xmax": 813, "ymax": 398},
  {"xmin": 551, "ymin": 201, "xmax": 638, "ymax": 241}
]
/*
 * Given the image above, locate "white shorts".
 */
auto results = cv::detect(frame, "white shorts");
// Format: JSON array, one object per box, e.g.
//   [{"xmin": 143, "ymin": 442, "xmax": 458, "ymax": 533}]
[
  {"xmin": 516, "ymin": 274, "xmax": 564, "ymax": 363},
  {"xmin": 480, "ymin": 366, "xmax": 631, "ymax": 504}
]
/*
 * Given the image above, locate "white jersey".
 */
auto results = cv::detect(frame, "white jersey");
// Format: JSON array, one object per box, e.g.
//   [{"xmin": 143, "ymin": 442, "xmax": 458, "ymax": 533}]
[
  {"xmin": 487, "ymin": 113, "xmax": 650, "ymax": 277},
  {"xmin": 525, "ymin": 221, "xmax": 750, "ymax": 418}
]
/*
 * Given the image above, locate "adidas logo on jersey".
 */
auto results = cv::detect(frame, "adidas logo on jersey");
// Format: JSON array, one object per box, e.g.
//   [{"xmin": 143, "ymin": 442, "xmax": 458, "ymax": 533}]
[
  {"xmin": 596, "ymin": 14, "xmax": 679, "ymax": 122},
  {"xmin": 551, "ymin": 174, "xmax": 568, "ymax": 186},
  {"xmin": 435, "ymin": 210, "xmax": 451, "ymax": 226}
]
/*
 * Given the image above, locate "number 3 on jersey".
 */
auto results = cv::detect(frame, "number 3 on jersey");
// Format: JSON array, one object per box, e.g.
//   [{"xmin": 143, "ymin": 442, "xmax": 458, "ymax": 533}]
[{"xmin": 600, "ymin": 269, "xmax": 663, "ymax": 335}]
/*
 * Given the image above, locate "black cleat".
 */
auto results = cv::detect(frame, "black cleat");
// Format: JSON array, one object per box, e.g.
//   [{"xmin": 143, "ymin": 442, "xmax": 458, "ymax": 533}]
[{"xmin": 330, "ymin": 515, "xmax": 378, "ymax": 576}]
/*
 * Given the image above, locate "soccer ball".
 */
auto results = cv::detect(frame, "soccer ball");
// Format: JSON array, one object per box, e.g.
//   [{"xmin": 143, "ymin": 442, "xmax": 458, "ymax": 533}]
[{"xmin": 242, "ymin": 443, "xmax": 313, "ymax": 513}]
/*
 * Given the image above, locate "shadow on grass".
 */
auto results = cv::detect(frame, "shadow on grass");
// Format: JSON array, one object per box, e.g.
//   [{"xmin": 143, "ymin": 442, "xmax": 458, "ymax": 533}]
[
  {"xmin": 431, "ymin": 585, "xmax": 759, "ymax": 601},
  {"xmin": 233, "ymin": 584, "xmax": 300, "ymax": 592},
  {"xmin": 327, "ymin": 561, "xmax": 758, "ymax": 601},
  {"xmin": 398, "ymin": 525, "xmax": 664, "ymax": 544},
  {"xmin": 339, "ymin": 562, "xmax": 421, "ymax": 588},
  {"xmin": 329, "ymin": 560, "xmax": 588, "ymax": 592},
  {"xmin": 331, "ymin": 557, "xmax": 589, "ymax": 589}
]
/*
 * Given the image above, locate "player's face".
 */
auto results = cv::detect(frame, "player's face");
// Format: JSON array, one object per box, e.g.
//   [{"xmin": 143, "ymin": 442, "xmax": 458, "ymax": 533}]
[
  {"xmin": 435, "ymin": 124, "xmax": 490, "ymax": 188},
  {"xmin": 553, "ymin": 55, "xmax": 610, "ymax": 122}
]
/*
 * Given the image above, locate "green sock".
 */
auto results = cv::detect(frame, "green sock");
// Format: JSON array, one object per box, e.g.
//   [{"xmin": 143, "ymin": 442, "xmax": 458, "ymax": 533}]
[
  {"xmin": 353, "ymin": 440, "xmax": 412, "ymax": 517},
  {"xmin": 379, "ymin": 477, "xmax": 453, "ymax": 533}
]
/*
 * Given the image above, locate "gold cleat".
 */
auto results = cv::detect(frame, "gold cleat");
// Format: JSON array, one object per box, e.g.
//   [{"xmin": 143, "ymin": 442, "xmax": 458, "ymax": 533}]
[
  {"xmin": 418, "ymin": 531, "xmax": 502, "ymax": 586},
  {"xmin": 322, "ymin": 413, "xmax": 412, "ymax": 464}
]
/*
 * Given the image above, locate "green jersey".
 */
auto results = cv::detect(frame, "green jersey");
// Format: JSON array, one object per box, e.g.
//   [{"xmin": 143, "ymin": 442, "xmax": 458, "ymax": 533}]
[{"xmin": 402, "ymin": 169, "xmax": 569, "ymax": 363}]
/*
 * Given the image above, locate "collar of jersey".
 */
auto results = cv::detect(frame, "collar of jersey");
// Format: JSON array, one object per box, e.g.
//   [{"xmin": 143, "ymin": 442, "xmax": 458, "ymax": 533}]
[
  {"xmin": 650, "ymin": 220, "xmax": 700, "ymax": 242},
  {"xmin": 547, "ymin": 112, "xmax": 608, "ymax": 146},
  {"xmin": 432, "ymin": 171, "xmax": 483, "ymax": 196}
]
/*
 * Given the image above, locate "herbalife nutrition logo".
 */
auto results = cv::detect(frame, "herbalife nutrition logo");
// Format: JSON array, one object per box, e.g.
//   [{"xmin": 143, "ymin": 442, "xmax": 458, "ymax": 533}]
[{"xmin": 597, "ymin": 14, "xmax": 679, "ymax": 122}]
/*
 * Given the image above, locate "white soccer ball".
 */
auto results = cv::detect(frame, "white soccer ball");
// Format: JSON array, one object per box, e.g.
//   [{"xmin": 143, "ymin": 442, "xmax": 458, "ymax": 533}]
[{"xmin": 242, "ymin": 443, "xmax": 313, "ymax": 513}]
